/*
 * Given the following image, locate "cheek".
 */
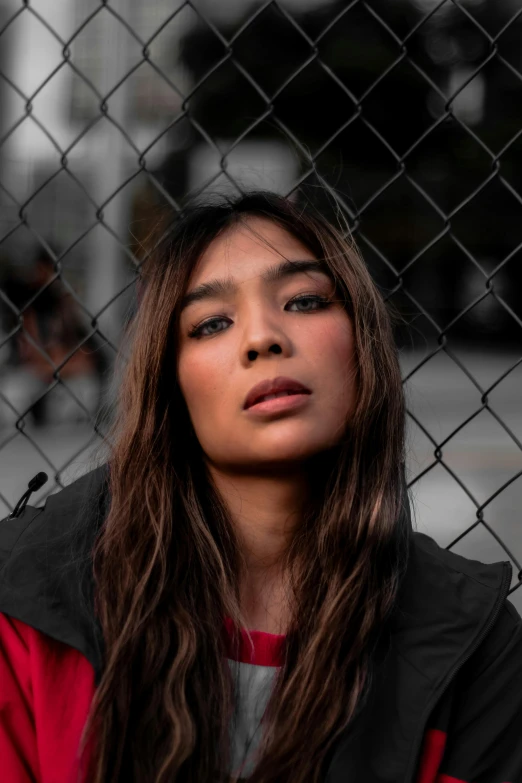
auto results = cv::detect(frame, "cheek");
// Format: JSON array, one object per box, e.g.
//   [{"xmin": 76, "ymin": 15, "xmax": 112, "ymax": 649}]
[
  {"xmin": 310, "ymin": 318, "xmax": 355, "ymax": 372},
  {"xmin": 177, "ymin": 351, "xmax": 228, "ymax": 419},
  {"xmin": 177, "ymin": 354, "xmax": 205, "ymax": 418},
  {"xmin": 312, "ymin": 319, "xmax": 357, "ymax": 416}
]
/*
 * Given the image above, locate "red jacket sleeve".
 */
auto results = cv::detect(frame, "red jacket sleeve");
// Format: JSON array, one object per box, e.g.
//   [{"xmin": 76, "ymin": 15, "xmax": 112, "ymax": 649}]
[
  {"xmin": 0, "ymin": 612, "xmax": 39, "ymax": 781},
  {"xmin": 0, "ymin": 612, "xmax": 96, "ymax": 783}
]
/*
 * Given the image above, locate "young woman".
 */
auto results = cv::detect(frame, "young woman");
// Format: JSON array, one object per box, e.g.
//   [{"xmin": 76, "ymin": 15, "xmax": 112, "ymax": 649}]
[{"xmin": 0, "ymin": 191, "xmax": 521, "ymax": 783}]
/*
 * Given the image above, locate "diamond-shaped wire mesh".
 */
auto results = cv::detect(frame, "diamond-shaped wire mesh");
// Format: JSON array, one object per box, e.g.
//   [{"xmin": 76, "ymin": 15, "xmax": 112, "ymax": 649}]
[{"xmin": 0, "ymin": 0, "xmax": 520, "ymax": 606}]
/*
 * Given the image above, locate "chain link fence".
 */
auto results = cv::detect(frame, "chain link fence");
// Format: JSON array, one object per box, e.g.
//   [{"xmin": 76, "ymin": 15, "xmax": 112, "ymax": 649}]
[{"xmin": 0, "ymin": 0, "xmax": 520, "ymax": 605}]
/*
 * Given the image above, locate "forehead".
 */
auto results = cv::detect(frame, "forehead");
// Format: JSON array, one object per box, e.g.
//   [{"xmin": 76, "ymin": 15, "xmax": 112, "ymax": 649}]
[{"xmin": 193, "ymin": 216, "xmax": 316, "ymax": 280}]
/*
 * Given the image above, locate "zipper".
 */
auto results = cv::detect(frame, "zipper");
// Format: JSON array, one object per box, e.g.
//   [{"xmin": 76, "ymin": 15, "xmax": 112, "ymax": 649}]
[{"xmin": 402, "ymin": 560, "xmax": 513, "ymax": 783}]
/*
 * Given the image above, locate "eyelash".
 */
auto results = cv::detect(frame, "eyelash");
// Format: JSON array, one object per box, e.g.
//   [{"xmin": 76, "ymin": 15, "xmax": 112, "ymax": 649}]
[{"xmin": 187, "ymin": 293, "xmax": 333, "ymax": 339}]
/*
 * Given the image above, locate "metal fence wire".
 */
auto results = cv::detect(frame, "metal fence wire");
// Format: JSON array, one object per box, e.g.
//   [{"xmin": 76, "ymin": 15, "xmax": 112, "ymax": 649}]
[{"xmin": 0, "ymin": 0, "xmax": 521, "ymax": 599}]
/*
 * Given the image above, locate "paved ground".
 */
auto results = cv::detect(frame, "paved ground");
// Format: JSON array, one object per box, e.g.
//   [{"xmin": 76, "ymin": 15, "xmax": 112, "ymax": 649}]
[{"xmin": 1, "ymin": 347, "xmax": 521, "ymax": 614}]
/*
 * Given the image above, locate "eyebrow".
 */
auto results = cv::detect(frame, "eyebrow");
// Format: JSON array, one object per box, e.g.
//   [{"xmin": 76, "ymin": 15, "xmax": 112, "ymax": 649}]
[{"xmin": 180, "ymin": 259, "xmax": 333, "ymax": 313}]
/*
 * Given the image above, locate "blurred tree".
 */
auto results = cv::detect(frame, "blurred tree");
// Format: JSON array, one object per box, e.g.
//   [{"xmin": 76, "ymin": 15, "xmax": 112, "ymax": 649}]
[{"xmin": 152, "ymin": 0, "xmax": 522, "ymax": 347}]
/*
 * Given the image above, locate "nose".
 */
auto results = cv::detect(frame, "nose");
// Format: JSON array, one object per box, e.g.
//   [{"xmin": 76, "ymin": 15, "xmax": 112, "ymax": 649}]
[
  {"xmin": 247, "ymin": 342, "xmax": 283, "ymax": 361},
  {"xmin": 239, "ymin": 308, "xmax": 288, "ymax": 364},
  {"xmin": 236, "ymin": 289, "xmax": 302, "ymax": 364}
]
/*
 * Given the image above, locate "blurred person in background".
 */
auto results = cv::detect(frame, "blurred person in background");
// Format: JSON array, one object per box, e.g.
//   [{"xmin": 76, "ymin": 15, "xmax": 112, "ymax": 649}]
[
  {"xmin": 0, "ymin": 192, "xmax": 520, "ymax": 783},
  {"xmin": 0, "ymin": 248, "xmax": 110, "ymax": 427}
]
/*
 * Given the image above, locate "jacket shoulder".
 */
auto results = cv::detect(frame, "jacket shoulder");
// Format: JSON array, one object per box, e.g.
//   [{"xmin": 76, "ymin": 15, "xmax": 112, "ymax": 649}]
[
  {"xmin": 0, "ymin": 463, "xmax": 110, "ymax": 678},
  {"xmin": 410, "ymin": 530, "xmax": 510, "ymax": 591},
  {"xmin": 392, "ymin": 531, "xmax": 514, "ymax": 677},
  {"xmin": 471, "ymin": 593, "xmax": 522, "ymax": 676}
]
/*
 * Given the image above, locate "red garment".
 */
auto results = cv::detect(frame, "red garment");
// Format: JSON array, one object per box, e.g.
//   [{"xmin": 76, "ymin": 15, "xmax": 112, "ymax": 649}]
[
  {"xmin": 0, "ymin": 613, "xmax": 94, "ymax": 783},
  {"xmin": 0, "ymin": 611, "xmax": 499, "ymax": 783}
]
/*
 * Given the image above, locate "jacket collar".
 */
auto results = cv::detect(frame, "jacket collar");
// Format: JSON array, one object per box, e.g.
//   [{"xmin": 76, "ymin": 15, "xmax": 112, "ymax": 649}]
[{"xmin": 0, "ymin": 464, "xmax": 512, "ymax": 781}]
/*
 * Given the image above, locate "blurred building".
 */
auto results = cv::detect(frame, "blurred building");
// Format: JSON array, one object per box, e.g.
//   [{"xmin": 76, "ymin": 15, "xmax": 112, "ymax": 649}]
[
  {"xmin": 0, "ymin": 0, "xmax": 521, "ymax": 352},
  {"xmin": 0, "ymin": 0, "xmax": 190, "ymax": 343}
]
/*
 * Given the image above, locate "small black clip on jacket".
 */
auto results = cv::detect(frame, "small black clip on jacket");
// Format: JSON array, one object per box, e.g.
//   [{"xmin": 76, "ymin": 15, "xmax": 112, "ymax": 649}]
[{"xmin": 6, "ymin": 472, "xmax": 48, "ymax": 520}]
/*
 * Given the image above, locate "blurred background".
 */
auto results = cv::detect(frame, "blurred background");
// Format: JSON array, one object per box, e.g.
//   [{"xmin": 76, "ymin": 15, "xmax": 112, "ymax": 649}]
[{"xmin": 0, "ymin": 0, "xmax": 520, "ymax": 610}]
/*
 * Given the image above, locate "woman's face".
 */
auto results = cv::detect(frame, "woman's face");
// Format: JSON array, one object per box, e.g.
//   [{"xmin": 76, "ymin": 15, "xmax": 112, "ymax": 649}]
[{"xmin": 176, "ymin": 217, "xmax": 357, "ymax": 473}]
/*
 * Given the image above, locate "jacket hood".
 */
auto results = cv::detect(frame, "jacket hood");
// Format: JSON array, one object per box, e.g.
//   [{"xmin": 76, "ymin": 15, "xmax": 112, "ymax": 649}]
[{"xmin": 0, "ymin": 463, "xmax": 513, "ymax": 703}]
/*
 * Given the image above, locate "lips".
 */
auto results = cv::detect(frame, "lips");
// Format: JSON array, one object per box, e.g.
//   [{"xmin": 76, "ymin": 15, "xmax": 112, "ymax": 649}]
[{"xmin": 243, "ymin": 376, "xmax": 311, "ymax": 409}]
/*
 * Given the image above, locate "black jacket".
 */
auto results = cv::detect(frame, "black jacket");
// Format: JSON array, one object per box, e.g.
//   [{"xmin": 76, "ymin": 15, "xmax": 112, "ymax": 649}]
[{"xmin": 0, "ymin": 464, "xmax": 521, "ymax": 783}]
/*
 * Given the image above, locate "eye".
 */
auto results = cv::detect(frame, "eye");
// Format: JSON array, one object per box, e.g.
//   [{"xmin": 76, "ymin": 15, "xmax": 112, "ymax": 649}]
[
  {"xmin": 187, "ymin": 293, "xmax": 332, "ymax": 339},
  {"xmin": 287, "ymin": 294, "xmax": 331, "ymax": 313}
]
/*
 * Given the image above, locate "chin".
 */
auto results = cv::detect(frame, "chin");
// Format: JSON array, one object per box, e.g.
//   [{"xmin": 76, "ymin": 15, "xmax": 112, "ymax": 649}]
[{"xmin": 247, "ymin": 443, "xmax": 326, "ymax": 467}]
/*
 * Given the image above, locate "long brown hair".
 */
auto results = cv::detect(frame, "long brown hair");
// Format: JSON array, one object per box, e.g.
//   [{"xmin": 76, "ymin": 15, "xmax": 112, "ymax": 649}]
[{"xmin": 78, "ymin": 191, "xmax": 411, "ymax": 782}]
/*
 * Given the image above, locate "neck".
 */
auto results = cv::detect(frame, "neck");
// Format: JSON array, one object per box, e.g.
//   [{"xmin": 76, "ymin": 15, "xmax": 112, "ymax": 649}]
[{"xmin": 205, "ymin": 461, "xmax": 310, "ymax": 632}]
